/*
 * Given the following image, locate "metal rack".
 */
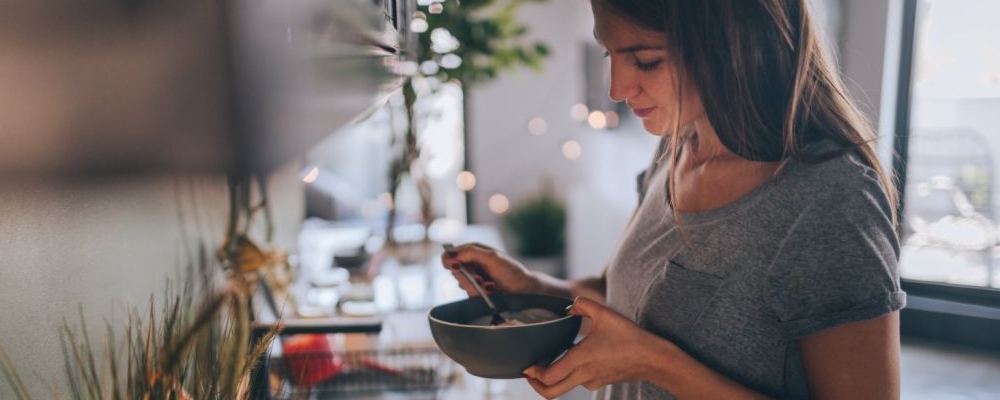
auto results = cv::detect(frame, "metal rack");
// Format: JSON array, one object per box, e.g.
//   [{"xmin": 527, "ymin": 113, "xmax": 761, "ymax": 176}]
[{"xmin": 268, "ymin": 341, "xmax": 458, "ymax": 400}]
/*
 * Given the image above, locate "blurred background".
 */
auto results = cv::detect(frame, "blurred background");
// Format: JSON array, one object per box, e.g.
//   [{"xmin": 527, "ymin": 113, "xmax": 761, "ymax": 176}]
[{"xmin": 1, "ymin": 0, "xmax": 998, "ymax": 399}]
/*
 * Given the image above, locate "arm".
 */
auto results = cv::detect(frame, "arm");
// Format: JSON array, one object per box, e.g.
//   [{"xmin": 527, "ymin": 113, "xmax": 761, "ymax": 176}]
[
  {"xmin": 800, "ymin": 312, "xmax": 901, "ymax": 399},
  {"xmin": 443, "ymin": 242, "xmax": 608, "ymax": 303},
  {"xmin": 643, "ymin": 313, "xmax": 899, "ymax": 399},
  {"xmin": 526, "ymin": 298, "xmax": 900, "ymax": 400},
  {"xmin": 533, "ymin": 270, "xmax": 607, "ymax": 303}
]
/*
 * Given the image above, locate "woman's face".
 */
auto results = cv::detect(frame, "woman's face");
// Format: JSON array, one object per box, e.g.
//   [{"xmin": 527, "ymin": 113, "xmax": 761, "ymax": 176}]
[{"xmin": 592, "ymin": 3, "xmax": 705, "ymax": 136}]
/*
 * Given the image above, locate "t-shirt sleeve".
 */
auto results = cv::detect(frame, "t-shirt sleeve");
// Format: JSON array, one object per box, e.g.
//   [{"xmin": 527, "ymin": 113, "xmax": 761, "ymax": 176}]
[{"xmin": 766, "ymin": 180, "xmax": 906, "ymax": 339}]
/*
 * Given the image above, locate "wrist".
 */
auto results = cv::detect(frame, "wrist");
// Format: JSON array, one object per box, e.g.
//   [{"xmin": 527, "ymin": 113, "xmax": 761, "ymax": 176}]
[
  {"xmin": 528, "ymin": 270, "xmax": 570, "ymax": 297},
  {"xmin": 639, "ymin": 333, "xmax": 682, "ymax": 385}
]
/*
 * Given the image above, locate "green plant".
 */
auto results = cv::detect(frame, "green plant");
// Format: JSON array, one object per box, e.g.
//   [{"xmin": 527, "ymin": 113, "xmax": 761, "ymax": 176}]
[
  {"xmin": 386, "ymin": 0, "xmax": 550, "ymax": 242},
  {"xmin": 503, "ymin": 189, "xmax": 566, "ymax": 258},
  {"xmin": 415, "ymin": 0, "xmax": 551, "ymax": 86}
]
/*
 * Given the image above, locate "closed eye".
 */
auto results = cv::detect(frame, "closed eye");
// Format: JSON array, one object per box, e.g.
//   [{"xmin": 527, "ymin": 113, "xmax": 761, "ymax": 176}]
[
  {"xmin": 634, "ymin": 59, "xmax": 663, "ymax": 72},
  {"xmin": 604, "ymin": 49, "xmax": 663, "ymax": 72}
]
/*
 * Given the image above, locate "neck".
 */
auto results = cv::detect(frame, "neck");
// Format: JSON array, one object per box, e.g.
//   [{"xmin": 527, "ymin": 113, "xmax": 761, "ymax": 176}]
[{"xmin": 676, "ymin": 116, "xmax": 735, "ymax": 168}]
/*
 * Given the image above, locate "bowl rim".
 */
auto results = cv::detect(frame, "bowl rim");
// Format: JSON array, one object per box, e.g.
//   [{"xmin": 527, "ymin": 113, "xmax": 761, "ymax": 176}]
[{"xmin": 427, "ymin": 294, "xmax": 578, "ymax": 330}]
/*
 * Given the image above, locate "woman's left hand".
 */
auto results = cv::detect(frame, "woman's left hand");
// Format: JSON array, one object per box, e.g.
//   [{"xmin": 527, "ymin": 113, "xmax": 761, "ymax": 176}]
[{"xmin": 522, "ymin": 296, "xmax": 671, "ymax": 399}]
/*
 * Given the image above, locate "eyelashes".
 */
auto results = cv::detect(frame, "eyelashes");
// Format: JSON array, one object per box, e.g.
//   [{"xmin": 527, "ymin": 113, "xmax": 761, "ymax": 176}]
[
  {"xmin": 603, "ymin": 51, "xmax": 664, "ymax": 72},
  {"xmin": 634, "ymin": 60, "xmax": 663, "ymax": 71}
]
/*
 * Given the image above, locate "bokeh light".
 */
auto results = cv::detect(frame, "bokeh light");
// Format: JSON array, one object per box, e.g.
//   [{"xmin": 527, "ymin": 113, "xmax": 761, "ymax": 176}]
[
  {"xmin": 456, "ymin": 171, "xmax": 477, "ymax": 191},
  {"xmin": 489, "ymin": 194, "xmax": 510, "ymax": 214},
  {"xmin": 570, "ymin": 104, "xmax": 589, "ymax": 121},
  {"xmin": 410, "ymin": 18, "xmax": 428, "ymax": 33},
  {"xmin": 527, "ymin": 117, "xmax": 548, "ymax": 136},
  {"xmin": 420, "ymin": 60, "xmax": 440, "ymax": 75},
  {"xmin": 587, "ymin": 111, "xmax": 607, "ymax": 129},
  {"xmin": 440, "ymin": 54, "xmax": 462, "ymax": 69},
  {"xmin": 562, "ymin": 140, "xmax": 582, "ymax": 160},
  {"xmin": 605, "ymin": 111, "xmax": 620, "ymax": 128},
  {"xmin": 302, "ymin": 167, "xmax": 319, "ymax": 183}
]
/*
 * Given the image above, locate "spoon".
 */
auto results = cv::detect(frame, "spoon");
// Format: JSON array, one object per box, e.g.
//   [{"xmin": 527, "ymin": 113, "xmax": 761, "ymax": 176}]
[{"xmin": 443, "ymin": 243, "xmax": 506, "ymax": 326}]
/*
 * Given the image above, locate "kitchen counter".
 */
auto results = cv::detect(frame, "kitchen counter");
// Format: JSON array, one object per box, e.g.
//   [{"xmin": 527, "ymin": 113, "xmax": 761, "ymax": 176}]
[{"xmin": 258, "ymin": 222, "xmax": 550, "ymax": 399}]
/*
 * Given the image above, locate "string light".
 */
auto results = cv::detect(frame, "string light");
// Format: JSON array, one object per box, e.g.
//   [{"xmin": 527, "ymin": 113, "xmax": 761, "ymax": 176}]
[
  {"xmin": 587, "ymin": 111, "xmax": 607, "ymax": 129},
  {"xmin": 605, "ymin": 111, "xmax": 620, "ymax": 129},
  {"xmin": 456, "ymin": 171, "xmax": 477, "ymax": 191},
  {"xmin": 527, "ymin": 118, "xmax": 548, "ymax": 136},
  {"xmin": 562, "ymin": 140, "xmax": 582, "ymax": 160},
  {"xmin": 489, "ymin": 194, "xmax": 510, "ymax": 214},
  {"xmin": 570, "ymin": 104, "xmax": 589, "ymax": 121}
]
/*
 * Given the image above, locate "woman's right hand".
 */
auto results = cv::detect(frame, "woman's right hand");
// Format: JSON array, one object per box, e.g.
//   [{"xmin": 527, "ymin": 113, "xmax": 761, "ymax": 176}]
[{"xmin": 441, "ymin": 243, "xmax": 543, "ymax": 297}]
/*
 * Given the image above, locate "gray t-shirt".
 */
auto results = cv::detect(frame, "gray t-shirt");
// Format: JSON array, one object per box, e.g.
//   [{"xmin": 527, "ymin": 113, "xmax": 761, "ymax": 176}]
[{"xmin": 596, "ymin": 142, "xmax": 906, "ymax": 400}]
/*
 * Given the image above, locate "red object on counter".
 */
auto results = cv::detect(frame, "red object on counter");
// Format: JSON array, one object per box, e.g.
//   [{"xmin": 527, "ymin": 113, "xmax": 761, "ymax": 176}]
[{"xmin": 282, "ymin": 334, "xmax": 344, "ymax": 388}]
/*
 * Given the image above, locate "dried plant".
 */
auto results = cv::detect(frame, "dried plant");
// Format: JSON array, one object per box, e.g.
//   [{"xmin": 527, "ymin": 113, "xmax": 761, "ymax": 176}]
[
  {"xmin": 1, "ymin": 172, "xmax": 289, "ymax": 399},
  {"xmin": 0, "ymin": 245, "xmax": 280, "ymax": 400}
]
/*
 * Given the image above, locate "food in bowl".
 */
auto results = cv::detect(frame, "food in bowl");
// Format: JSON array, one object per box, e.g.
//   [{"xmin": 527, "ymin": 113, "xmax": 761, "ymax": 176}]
[
  {"xmin": 468, "ymin": 308, "xmax": 561, "ymax": 327},
  {"xmin": 428, "ymin": 294, "xmax": 581, "ymax": 379}
]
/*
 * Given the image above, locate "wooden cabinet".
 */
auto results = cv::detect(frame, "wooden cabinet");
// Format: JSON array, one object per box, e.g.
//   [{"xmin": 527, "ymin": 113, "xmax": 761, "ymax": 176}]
[{"xmin": 0, "ymin": 0, "xmax": 405, "ymax": 175}]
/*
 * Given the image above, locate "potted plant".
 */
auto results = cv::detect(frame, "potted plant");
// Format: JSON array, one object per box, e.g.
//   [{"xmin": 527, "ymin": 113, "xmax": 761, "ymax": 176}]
[{"xmin": 502, "ymin": 183, "xmax": 566, "ymax": 277}]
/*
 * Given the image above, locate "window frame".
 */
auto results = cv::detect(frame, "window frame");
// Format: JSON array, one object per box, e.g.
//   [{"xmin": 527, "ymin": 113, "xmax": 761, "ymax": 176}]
[{"xmin": 891, "ymin": 0, "xmax": 1000, "ymax": 350}]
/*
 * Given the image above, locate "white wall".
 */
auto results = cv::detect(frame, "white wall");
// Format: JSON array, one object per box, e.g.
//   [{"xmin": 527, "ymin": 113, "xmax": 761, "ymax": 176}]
[
  {"xmin": 840, "ymin": 0, "xmax": 893, "ymax": 123},
  {"xmin": 0, "ymin": 167, "xmax": 303, "ymax": 397},
  {"xmin": 467, "ymin": 0, "xmax": 659, "ymax": 276}
]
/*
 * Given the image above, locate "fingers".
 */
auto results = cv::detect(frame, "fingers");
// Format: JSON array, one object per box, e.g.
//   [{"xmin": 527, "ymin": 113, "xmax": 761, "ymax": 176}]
[
  {"xmin": 568, "ymin": 296, "xmax": 612, "ymax": 338},
  {"xmin": 524, "ymin": 365, "xmax": 588, "ymax": 400},
  {"xmin": 441, "ymin": 242, "xmax": 502, "ymax": 281},
  {"xmin": 567, "ymin": 296, "xmax": 602, "ymax": 318},
  {"xmin": 531, "ymin": 345, "xmax": 587, "ymax": 387},
  {"xmin": 449, "ymin": 270, "xmax": 496, "ymax": 296},
  {"xmin": 445, "ymin": 242, "xmax": 501, "ymax": 266}
]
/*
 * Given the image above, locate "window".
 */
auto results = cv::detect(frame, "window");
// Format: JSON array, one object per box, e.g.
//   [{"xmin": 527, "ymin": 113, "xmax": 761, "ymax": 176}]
[{"xmin": 898, "ymin": 0, "xmax": 1000, "ymax": 290}]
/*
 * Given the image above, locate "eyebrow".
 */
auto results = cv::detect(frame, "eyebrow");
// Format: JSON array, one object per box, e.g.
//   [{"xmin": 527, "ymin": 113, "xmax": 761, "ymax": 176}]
[
  {"xmin": 592, "ymin": 29, "xmax": 666, "ymax": 54},
  {"xmin": 612, "ymin": 44, "xmax": 666, "ymax": 54}
]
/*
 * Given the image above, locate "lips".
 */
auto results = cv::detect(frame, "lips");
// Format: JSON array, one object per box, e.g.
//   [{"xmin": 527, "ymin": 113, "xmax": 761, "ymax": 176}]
[{"xmin": 631, "ymin": 106, "xmax": 656, "ymax": 118}]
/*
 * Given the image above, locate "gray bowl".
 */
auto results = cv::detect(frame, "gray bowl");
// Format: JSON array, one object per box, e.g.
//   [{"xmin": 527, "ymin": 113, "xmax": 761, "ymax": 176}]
[{"xmin": 428, "ymin": 294, "xmax": 581, "ymax": 379}]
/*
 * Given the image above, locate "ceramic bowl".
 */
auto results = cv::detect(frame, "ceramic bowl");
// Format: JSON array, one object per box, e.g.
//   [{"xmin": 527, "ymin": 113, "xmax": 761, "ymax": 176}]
[{"xmin": 428, "ymin": 294, "xmax": 581, "ymax": 379}]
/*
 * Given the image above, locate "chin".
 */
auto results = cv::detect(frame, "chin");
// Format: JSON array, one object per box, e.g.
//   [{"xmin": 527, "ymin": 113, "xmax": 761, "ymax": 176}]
[{"xmin": 641, "ymin": 118, "xmax": 673, "ymax": 137}]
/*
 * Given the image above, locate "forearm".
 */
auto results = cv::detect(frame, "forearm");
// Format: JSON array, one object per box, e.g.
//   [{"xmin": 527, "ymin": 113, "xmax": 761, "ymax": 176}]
[
  {"xmin": 643, "ymin": 337, "xmax": 773, "ymax": 400},
  {"xmin": 532, "ymin": 272, "xmax": 606, "ymax": 303}
]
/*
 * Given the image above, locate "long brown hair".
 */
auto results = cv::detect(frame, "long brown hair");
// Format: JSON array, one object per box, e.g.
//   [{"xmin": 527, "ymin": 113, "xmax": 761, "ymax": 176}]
[{"xmin": 596, "ymin": 0, "xmax": 899, "ymax": 221}]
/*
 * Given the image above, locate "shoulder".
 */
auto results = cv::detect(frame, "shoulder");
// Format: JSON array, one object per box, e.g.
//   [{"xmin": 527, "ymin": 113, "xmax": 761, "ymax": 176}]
[
  {"xmin": 767, "ymin": 147, "xmax": 899, "ymax": 266},
  {"xmin": 781, "ymin": 148, "xmax": 893, "ymax": 221}
]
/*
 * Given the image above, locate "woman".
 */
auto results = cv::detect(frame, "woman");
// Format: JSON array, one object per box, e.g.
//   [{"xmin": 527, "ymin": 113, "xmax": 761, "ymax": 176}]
[{"xmin": 442, "ymin": 1, "xmax": 905, "ymax": 399}]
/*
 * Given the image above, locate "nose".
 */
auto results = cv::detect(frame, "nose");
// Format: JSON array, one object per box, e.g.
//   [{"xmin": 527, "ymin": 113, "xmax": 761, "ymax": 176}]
[{"xmin": 608, "ymin": 59, "xmax": 640, "ymax": 103}]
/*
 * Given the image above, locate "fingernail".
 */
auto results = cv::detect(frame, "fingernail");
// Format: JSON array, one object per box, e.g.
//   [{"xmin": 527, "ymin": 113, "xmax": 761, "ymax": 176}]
[
  {"xmin": 483, "ymin": 282, "xmax": 496, "ymax": 291},
  {"xmin": 447, "ymin": 262, "xmax": 460, "ymax": 270}
]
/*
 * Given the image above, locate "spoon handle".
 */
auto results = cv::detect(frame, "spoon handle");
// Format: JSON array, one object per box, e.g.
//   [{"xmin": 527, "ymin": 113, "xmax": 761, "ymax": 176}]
[
  {"xmin": 444, "ymin": 243, "xmax": 505, "ymax": 323},
  {"xmin": 457, "ymin": 267, "xmax": 498, "ymax": 309}
]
